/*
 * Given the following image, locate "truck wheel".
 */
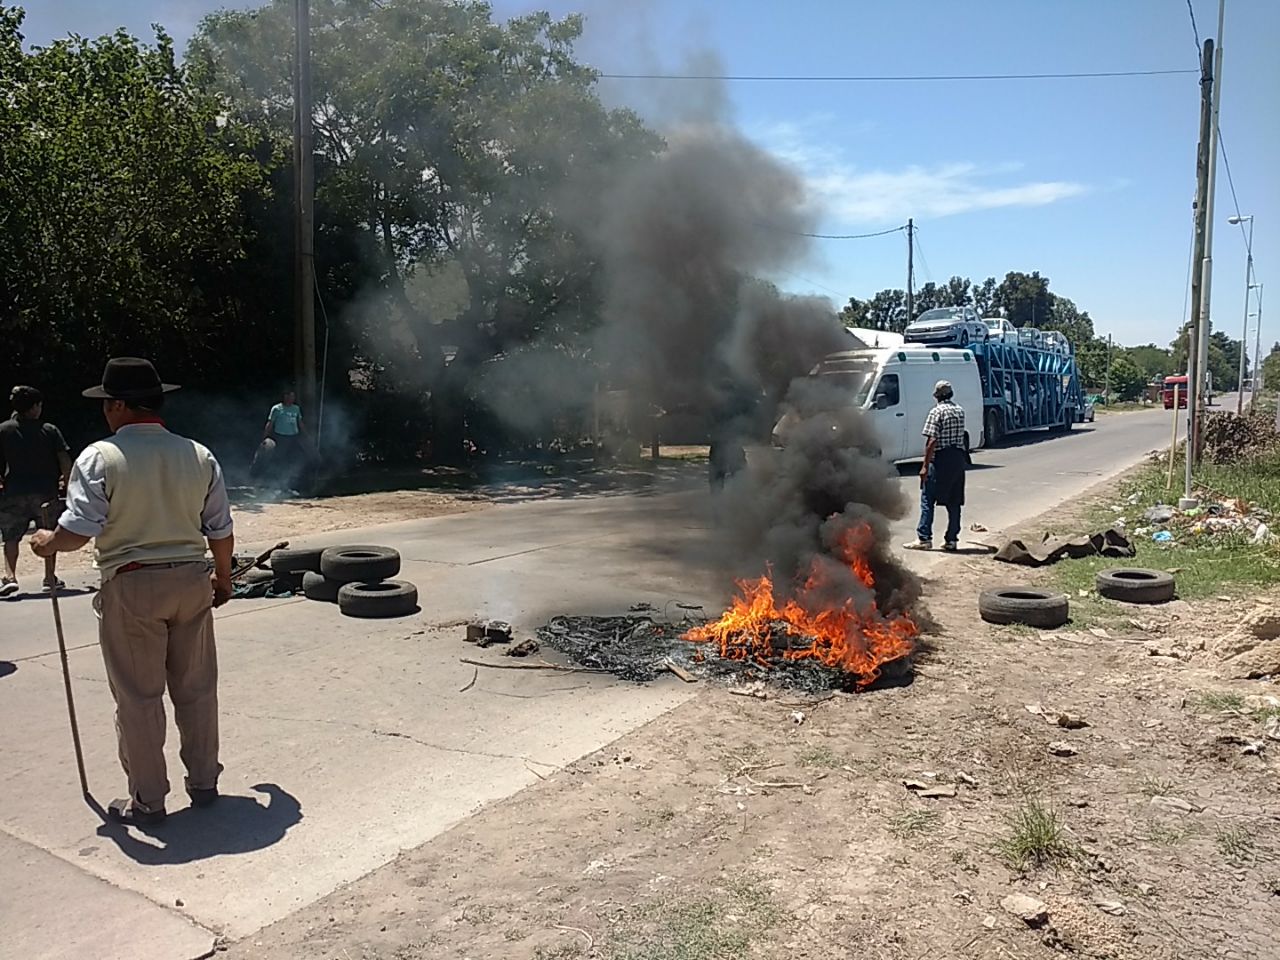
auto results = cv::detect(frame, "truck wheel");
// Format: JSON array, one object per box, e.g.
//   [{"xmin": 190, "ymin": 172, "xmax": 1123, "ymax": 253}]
[
  {"xmin": 984, "ymin": 408, "xmax": 1002, "ymax": 446},
  {"xmin": 978, "ymin": 587, "xmax": 1070, "ymax": 628},
  {"xmin": 338, "ymin": 580, "xmax": 419, "ymax": 618},
  {"xmin": 1095, "ymin": 568, "xmax": 1175, "ymax": 604}
]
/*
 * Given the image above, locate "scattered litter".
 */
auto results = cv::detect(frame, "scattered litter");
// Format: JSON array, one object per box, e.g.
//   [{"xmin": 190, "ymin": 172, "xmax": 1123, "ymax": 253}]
[
  {"xmin": 982, "ymin": 915, "xmax": 997, "ymax": 929},
  {"xmin": 970, "ymin": 522, "xmax": 988, "ymax": 532},
  {"xmin": 1152, "ymin": 530, "xmax": 1174, "ymax": 543},
  {"xmin": 1056, "ymin": 712, "xmax": 1090, "ymax": 729},
  {"xmin": 1077, "ymin": 588, "xmax": 1090, "ymax": 597},
  {"xmin": 1088, "ymin": 627, "xmax": 1111, "ymax": 639},
  {"xmin": 504, "ymin": 638, "xmax": 540, "ymax": 658},
  {"xmin": 1137, "ymin": 882, "xmax": 1155, "ymax": 896},
  {"xmin": 1000, "ymin": 893, "xmax": 1049, "ymax": 927},
  {"xmin": 1093, "ymin": 899, "xmax": 1127, "ymax": 916},
  {"xmin": 1217, "ymin": 734, "xmax": 1266, "ymax": 756},
  {"xmin": 956, "ymin": 771, "xmax": 978, "ymax": 786},
  {"xmin": 466, "ymin": 619, "xmax": 513, "ymax": 647},
  {"xmin": 789, "ymin": 710, "xmax": 806, "ymax": 725},
  {"xmin": 1143, "ymin": 505, "xmax": 1176, "ymax": 524},
  {"xmin": 1048, "ymin": 741, "xmax": 1078, "ymax": 757},
  {"xmin": 902, "ymin": 779, "xmax": 956, "ymax": 798},
  {"xmin": 994, "ymin": 528, "xmax": 1134, "ymax": 567},
  {"xmin": 1149, "ymin": 795, "xmax": 1201, "ymax": 814}
]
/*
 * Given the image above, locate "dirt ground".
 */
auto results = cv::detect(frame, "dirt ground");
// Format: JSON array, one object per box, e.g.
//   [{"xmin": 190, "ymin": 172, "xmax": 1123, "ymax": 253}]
[{"xmin": 221, "ymin": 473, "xmax": 1279, "ymax": 960}]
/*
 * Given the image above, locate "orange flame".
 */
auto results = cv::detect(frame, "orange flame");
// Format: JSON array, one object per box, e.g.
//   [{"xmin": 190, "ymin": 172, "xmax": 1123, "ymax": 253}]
[{"xmin": 683, "ymin": 521, "xmax": 917, "ymax": 687}]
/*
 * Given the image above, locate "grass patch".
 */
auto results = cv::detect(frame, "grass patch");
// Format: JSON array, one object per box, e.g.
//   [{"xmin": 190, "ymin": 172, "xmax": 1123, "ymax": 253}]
[
  {"xmin": 1143, "ymin": 822, "xmax": 1197, "ymax": 846},
  {"xmin": 797, "ymin": 745, "xmax": 844, "ymax": 769},
  {"xmin": 1139, "ymin": 774, "xmax": 1175, "ymax": 797},
  {"xmin": 1047, "ymin": 447, "xmax": 1280, "ymax": 611},
  {"xmin": 1194, "ymin": 691, "xmax": 1248, "ymax": 713},
  {"xmin": 1216, "ymin": 826, "xmax": 1256, "ymax": 866},
  {"xmin": 887, "ymin": 808, "xmax": 940, "ymax": 839},
  {"xmin": 999, "ymin": 799, "xmax": 1074, "ymax": 869},
  {"xmin": 607, "ymin": 876, "xmax": 782, "ymax": 960}
]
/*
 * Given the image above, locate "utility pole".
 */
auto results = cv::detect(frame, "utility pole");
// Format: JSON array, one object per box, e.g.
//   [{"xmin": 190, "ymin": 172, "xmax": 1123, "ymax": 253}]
[
  {"xmin": 1183, "ymin": 35, "xmax": 1214, "ymax": 503},
  {"xmin": 1104, "ymin": 334, "xmax": 1112, "ymax": 401},
  {"xmin": 1194, "ymin": 0, "xmax": 1226, "ymax": 460},
  {"xmin": 905, "ymin": 218, "xmax": 914, "ymax": 324},
  {"xmin": 1252, "ymin": 284, "xmax": 1264, "ymax": 409},
  {"xmin": 293, "ymin": 0, "xmax": 318, "ymax": 437}
]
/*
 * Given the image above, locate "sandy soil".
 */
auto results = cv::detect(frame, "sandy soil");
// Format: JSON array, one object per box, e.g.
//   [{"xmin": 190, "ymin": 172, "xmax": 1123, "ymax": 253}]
[
  {"xmin": 223, "ymin": 476, "xmax": 1279, "ymax": 960},
  {"xmin": 40, "ymin": 489, "xmax": 489, "ymax": 576}
]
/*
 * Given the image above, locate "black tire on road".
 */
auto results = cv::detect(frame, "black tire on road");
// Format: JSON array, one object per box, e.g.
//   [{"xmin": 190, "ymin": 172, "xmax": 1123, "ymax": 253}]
[
  {"xmin": 337, "ymin": 580, "xmax": 419, "ymax": 619},
  {"xmin": 978, "ymin": 587, "xmax": 1070, "ymax": 629},
  {"xmin": 1095, "ymin": 568, "xmax": 1176, "ymax": 604},
  {"xmin": 272, "ymin": 571, "xmax": 304, "ymax": 593},
  {"xmin": 270, "ymin": 547, "xmax": 326, "ymax": 574},
  {"xmin": 302, "ymin": 570, "xmax": 341, "ymax": 603},
  {"xmin": 320, "ymin": 545, "xmax": 401, "ymax": 584}
]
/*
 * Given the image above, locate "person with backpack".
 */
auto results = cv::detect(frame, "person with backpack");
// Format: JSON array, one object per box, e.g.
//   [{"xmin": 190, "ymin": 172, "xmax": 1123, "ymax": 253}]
[{"xmin": 0, "ymin": 385, "xmax": 71, "ymax": 596}]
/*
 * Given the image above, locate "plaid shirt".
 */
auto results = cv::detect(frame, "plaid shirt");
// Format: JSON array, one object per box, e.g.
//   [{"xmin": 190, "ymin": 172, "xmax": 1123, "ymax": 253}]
[{"xmin": 922, "ymin": 398, "xmax": 966, "ymax": 449}]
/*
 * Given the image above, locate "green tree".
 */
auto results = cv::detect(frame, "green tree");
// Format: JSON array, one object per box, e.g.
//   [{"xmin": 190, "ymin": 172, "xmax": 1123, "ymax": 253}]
[
  {"xmin": 912, "ymin": 282, "xmax": 943, "ymax": 317},
  {"xmin": 973, "ymin": 276, "xmax": 999, "ymax": 317},
  {"xmin": 942, "ymin": 275, "xmax": 972, "ymax": 307},
  {"xmin": 867, "ymin": 288, "xmax": 907, "ymax": 331},
  {"xmin": 1041, "ymin": 294, "xmax": 1094, "ymax": 346},
  {"xmin": 997, "ymin": 271, "xmax": 1052, "ymax": 328},
  {"xmin": 838, "ymin": 296, "xmax": 869, "ymax": 327},
  {"xmin": 1209, "ymin": 330, "xmax": 1245, "ymax": 391},
  {"xmin": 1127, "ymin": 344, "xmax": 1176, "ymax": 382},
  {"xmin": 193, "ymin": 0, "xmax": 660, "ymax": 456},
  {"xmin": 1262, "ymin": 342, "xmax": 1280, "ymax": 390},
  {"xmin": 1107, "ymin": 352, "xmax": 1146, "ymax": 401},
  {"xmin": 1076, "ymin": 337, "xmax": 1109, "ymax": 389},
  {"xmin": 0, "ymin": 6, "xmax": 267, "ymax": 432}
]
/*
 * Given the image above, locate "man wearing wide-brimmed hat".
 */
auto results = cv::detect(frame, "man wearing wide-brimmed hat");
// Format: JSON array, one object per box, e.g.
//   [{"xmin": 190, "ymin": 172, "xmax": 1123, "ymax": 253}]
[{"xmin": 31, "ymin": 358, "xmax": 234, "ymax": 825}]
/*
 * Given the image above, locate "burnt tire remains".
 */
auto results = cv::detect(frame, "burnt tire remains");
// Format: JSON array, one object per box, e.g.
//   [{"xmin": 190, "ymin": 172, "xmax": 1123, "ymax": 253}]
[
  {"xmin": 1095, "ymin": 567, "xmax": 1176, "ymax": 604},
  {"xmin": 979, "ymin": 587, "xmax": 1070, "ymax": 629},
  {"xmin": 302, "ymin": 570, "xmax": 341, "ymax": 603},
  {"xmin": 320, "ymin": 545, "xmax": 401, "ymax": 584},
  {"xmin": 270, "ymin": 547, "xmax": 326, "ymax": 575},
  {"xmin": 337, "ymin": 580, "xmax": 418, "ymax": 619}
]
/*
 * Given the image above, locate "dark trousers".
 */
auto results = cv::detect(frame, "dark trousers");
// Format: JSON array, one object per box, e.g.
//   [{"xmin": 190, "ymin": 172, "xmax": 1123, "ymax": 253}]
[{"xmin": 916, "ymin": 448, "xmax": 967, "ymax": 545}]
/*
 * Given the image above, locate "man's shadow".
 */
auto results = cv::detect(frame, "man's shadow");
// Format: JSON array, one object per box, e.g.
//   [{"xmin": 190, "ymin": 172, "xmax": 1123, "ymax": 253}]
[{"xmin": 96, "ymin": 783, "xmax": 302, "ymax": 865}]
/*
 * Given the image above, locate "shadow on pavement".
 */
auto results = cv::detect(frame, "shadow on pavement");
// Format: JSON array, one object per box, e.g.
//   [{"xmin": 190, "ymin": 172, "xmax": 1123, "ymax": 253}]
[
  {"xmin": 4, "ymin": 587, "xmax": 96, "ymax": 603},
  {"xmin": 0, "ymin": 661, "xmax": 15, "ymax": 679},
  {"xmin": 96, "ymin": 783, "xmax": 302, "ymax": 865}
]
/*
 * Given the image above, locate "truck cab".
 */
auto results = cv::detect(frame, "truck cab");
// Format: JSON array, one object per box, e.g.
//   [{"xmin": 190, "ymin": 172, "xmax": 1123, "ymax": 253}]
[{"xmin": 775, "ymin": 347, "xmax": 985, "ymax": 462}]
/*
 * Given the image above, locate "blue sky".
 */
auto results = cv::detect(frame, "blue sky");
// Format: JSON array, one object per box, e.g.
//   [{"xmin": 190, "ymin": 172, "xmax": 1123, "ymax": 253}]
[{"xmin": 20, "ymin": 0, "xmax": 1278, "ymax": 352}]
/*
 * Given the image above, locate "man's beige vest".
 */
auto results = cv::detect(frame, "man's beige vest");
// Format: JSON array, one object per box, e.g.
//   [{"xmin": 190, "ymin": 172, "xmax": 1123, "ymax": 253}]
[{"xmin": 93, "ymin": 425, "xmax": 213, "ymax": 581}]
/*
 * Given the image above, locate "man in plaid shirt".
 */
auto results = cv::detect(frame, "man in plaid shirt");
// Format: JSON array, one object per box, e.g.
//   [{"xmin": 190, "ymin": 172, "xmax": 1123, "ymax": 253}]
[{"xmin": 904, "ymin": 380, "xmax": 968, "ymax": 551}]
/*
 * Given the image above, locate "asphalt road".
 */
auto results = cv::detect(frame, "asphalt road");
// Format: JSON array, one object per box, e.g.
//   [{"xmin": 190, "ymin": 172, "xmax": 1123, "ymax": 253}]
[
  {"xmin": 891, "ymin": 402, "xmax": 1183, "ymax": 549},
  {"xmin": 0, "ymin": 402, "xmax": 1185, "ymax": 960}
]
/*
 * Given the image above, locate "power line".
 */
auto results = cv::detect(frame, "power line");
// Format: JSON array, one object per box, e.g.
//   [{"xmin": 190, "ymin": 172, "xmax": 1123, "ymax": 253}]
[
  {"xmin": 784, "ymin": 224, "xmax": 905, "ymax": 241},
  {"xmin": 1217, "ymin": 129, "xmax": 1251, "ymax": 256},
  {"xmin": 913, "ymin": 231, "xmax": 934, "ymax": 285},
  {"xmin": 1186, "ymin": 0, "xmax": 1202, "ymax": 52},
  {"xmin": 596, "ymin": 68, "xmax": 1195, "ymax": 83}
]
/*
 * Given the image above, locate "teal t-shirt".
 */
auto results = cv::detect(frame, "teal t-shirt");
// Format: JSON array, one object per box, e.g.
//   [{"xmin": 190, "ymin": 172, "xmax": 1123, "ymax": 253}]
[{"xmin": 268, "ymin": 403, "xmax": 302, "ymax": 437}]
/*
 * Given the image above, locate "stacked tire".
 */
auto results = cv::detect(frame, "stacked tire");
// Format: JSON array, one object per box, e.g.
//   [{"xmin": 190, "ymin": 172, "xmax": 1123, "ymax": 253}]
[{"xmin": 302, "ymin": 545, "xmax": 418, "ymax": 619}]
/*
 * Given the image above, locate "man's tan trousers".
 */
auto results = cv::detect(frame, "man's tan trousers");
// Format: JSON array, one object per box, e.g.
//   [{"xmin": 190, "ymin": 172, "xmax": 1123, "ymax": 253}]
[{"xmin": 96, "ymin": 562, "xmax": 221, "ymax": 812}]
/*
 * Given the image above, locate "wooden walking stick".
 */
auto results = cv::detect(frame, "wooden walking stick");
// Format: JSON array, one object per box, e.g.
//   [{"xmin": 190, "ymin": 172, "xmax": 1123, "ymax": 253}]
[{"xmin": 40, "ymin": 503, "xmax": 90, "ymax": 799}]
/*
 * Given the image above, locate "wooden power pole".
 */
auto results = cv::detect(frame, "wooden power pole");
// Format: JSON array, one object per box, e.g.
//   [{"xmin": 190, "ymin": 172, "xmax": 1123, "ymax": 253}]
[
  {"xmin": 905, "ymin": 218, "xmax": 914, "ymax": 324},
  {"xmin": 1184, "ymin": 37, "xmax": 1214, "ymax": 500},
  {"xmin": 293, "ymin": 0, "xmax": 318, "ymax": 431}
]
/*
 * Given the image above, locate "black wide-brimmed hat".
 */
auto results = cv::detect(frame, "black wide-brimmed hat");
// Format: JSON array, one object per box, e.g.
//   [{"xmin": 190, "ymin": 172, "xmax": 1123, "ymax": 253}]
[{"xmin": 82, "ymin": 358, "xmax": 181, "ymax": 400}]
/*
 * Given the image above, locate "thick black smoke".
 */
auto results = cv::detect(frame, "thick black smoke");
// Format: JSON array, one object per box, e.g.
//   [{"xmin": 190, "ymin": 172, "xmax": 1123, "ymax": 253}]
[{"xmin": 585, "ymin": 122, "xmax": 919, "ymax": 616}]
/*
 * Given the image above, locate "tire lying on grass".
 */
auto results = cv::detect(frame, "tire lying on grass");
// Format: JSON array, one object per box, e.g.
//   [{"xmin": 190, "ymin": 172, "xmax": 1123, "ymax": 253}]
[
  {"xmin": 302, "ymin": 570, "xmax": 341, "ymax": 603},
  {"xmin": 270, "ymin": 547, "xmax": 326, "ymax": 575},
  {"xmin": 978, "ymin": 587, "xmax": 1070, "ymax": 629},
  {"xmin": 1095, "ymin": 567, "xmax": 1176, "ymax": 605},
  {"xmin": 337, "ymin": 580, "xmax": 419, "ymax": 619},
  {"xmin": 320, "ymin": 545, "xmax": 401, "ymax": 584}
]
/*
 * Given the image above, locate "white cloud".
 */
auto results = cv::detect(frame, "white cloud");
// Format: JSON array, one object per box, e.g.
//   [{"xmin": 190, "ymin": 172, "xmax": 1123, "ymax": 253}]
[{"xmin": 753, "ymin": 121, "xmax": 1088, "ymax": 225}]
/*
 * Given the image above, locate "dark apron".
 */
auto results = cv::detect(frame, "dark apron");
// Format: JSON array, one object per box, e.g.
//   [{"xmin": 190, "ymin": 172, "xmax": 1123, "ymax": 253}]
[{"xmin": 931, "ymin": 446, "xmax": 967, "ymax": 508}]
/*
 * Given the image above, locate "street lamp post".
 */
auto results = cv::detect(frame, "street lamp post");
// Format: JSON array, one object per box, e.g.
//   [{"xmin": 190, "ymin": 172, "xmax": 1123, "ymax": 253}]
[{"xmin": 1228, "ymin": 214, "xmax": 1253, "ymax": 414}]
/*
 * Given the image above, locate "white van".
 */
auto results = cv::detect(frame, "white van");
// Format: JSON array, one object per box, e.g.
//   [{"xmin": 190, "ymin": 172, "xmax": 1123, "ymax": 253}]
[{"xmin": 775, "ymin": 346, "xmax": 986, "ymax": 462}]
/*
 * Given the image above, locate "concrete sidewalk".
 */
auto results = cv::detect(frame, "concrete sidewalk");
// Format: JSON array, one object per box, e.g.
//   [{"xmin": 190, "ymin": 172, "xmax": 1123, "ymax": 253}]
[{"xmin": 0, "ymin": 489, "xmax": 718, "ymax": 959}]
